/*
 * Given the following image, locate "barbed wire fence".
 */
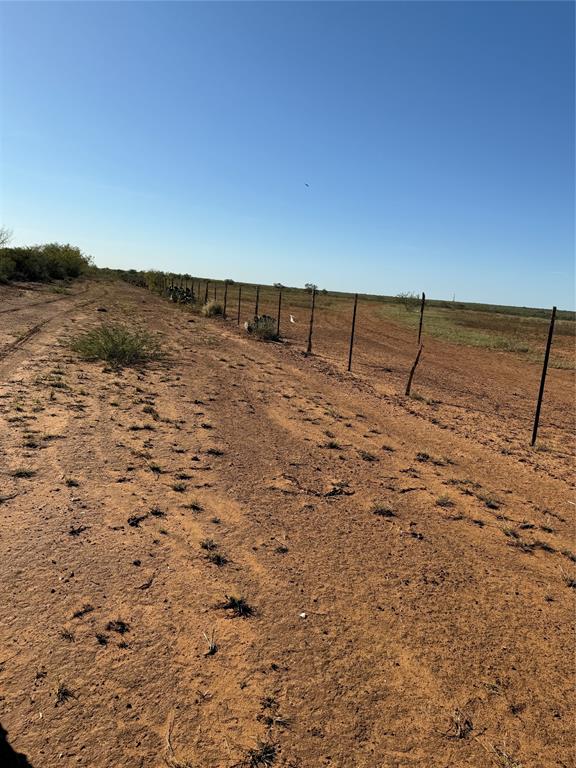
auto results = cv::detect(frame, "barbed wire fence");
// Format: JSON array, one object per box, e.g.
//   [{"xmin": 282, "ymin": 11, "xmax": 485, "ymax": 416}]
[{"xmin": 125, "ymin": 271, "xmax": 564, "ymax": 447}]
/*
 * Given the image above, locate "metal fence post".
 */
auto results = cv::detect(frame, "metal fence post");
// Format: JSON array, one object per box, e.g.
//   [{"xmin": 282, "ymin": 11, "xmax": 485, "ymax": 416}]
[
  {"xmin": 417, "ymin": 292, "xmax": 426, "ymax": 345},
  {"xmin": 305, "ymin": 288, "xmax": 316, "ymax": 356},
  {"xmin": 531, "ymin": 306, "xmax": 557, "ymax": 446},
  {"xmin": 276, "ymin": 288, "xmax": 282, "ymax": 337},
  {"xmin": 347, "ymin": 293, "xmax": 358, "ymax": 372}
]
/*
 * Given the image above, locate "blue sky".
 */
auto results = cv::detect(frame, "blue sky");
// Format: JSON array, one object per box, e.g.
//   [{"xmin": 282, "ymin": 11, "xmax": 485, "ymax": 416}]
[{"xmin": 1, "ymin": 1, "xmax": 574, "ymax": 308}]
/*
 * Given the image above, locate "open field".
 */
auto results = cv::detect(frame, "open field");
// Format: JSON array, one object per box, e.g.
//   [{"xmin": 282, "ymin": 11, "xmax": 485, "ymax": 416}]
[{"xmin": 0, "ymin": 278, "xmax": 574, "ymax": 767}]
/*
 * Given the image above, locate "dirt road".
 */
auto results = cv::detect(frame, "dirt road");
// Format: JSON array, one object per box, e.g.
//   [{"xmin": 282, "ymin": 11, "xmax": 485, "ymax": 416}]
[{"xmin": 0, "ymin": 280, "xmax": 574, "ymax": 767}]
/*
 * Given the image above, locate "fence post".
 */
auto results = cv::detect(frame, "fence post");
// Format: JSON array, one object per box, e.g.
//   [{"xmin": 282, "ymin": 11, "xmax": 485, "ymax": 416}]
[
  {"xmin": 347, "ymin": 293, "xmax": 358, "ymax": 372},
  {"xmin": 254, "ymin": 285, "xmax": 260, "ymax": 317},
  {"xmin": 223, "ymin": 282, "xmax": 228, "ymax": 319},
  {"xmin": 213, "ymin": 282, "xmax": 217, "ymax": 301},
  {"xmin": 204, "ymin": 281, "xmax": 209, "ymax": 304},
  {"xmin": 276, "ymin": 287, "xmax": 282, "ymax": 337},
  {"xmin": 531, "ymin": 306, "xmax": 556, "ymax": 446},
  {"xmin": 405, "ymin": 345, "xmax": 423, "ymax": 396},
  {"xmin": 237, "ymin": 285, "xmax": 242, "ymax": 325},
  {"xmin": 305, "ymin": 287, "xmax": 316, "ymax": 356},
  {"xmin": 417, "ymin": 292, "xmax": 426, "ymax": 345}
]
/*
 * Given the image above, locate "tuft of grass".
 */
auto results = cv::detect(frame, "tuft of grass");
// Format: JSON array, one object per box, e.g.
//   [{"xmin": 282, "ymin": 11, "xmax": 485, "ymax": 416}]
[
  {"xmin": 203, "ymin": 628, "xmax": 217, "ymax": 656},
  {"xmin": 358, "ymin": 450, "xmax": 378, "ymax": 462},
  {"xmin": 478, "ymin": 493, "xmax": 501, "ymax": 510},
  {"xmin": 449, "ymin": 708, "xmax": 473, "ymax": 739},
  {"xmin": 184, "ymin": 501, "xmax": 203, "ymax": 512},
  {"xmin": 55, "ymin": 682, "xmax": 76, "ymax": 706},
  {"xmin": 200, "ymin": 538, "xmax": 217, "ymax": 551},
  {"xmin": 106, "ymin": 619, "xmax": 130, "ymax": 634},
  {"xmin": 65, "ymin": 478, "xmax": 79, "ymax": 487},
  {"xmin": 172, "ymin": 482, "xmax": 187, "ymax": 493},
  {"xmin": 202, "ymin": 300, "xmax": 224, "ymax": 317},
  {"xmin": 435, "ymin": 495, "xmax": 455, "ymax": 508},
  {"xmin": 246, "ymin": 315, "xmax": 279, "ymax": 341},
  {"xmin": 206, "ymin": 551, "xmax": 228, "ymax": 566},
  {"xmin": 72, "ymin": 603, "xmax": 94, "ymax": 619},
  {"xmin": 69, "ymin": 324, "xmax": 161, "ymax": 366},
  {"xmin": 220, "ymin": 595, "xmax": 254, "ymax": 618},
  {"xmin": 372, "ymin": 505, "xmax": 396, "ymax": 518},
  {"xmin": 12, "ymin": 468, "xmax": 36, "ymax": 478},
  {"xmin": 240, "ymin": 741, "xmax": 277, "ymax": 767}
]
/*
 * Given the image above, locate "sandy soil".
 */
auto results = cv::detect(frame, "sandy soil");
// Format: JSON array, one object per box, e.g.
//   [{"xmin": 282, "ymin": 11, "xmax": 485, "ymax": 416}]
[{"xmin": 0, "ymin": 279, "xmax": 574, "ymax": 768}]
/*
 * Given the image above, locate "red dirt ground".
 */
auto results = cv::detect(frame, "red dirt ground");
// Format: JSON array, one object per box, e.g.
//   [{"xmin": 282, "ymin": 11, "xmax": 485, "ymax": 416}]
[{"xmin": 0, "ymin": 279, "xmax": 574, "ymax": 768}]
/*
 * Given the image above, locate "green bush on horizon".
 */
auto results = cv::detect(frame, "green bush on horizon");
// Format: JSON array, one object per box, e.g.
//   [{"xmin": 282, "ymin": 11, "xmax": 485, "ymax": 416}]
[{"xmin": 0, "ymin": 243, "xmax": 92, "ymax": 284}]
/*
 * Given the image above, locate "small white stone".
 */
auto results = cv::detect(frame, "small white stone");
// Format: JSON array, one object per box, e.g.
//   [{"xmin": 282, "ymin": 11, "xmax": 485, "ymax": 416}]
[{"xmin": 299, "ymin": 612, "xmax": 307, "ymax": 619}]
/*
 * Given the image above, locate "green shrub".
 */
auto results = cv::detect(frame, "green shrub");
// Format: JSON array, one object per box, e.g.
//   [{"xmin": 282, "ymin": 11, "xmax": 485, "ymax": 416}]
[
  {"xmin": 0, "ymin": 243, "xmax": 92, "ymax": 283},
  {"xmin": 202, "ymin": 300, "xmax": 224, "ymax": 317},
  {"xmin": 0, "ymin": 254, "xmax": 16, "ymax": 283},
  {"xmin": 246, "ymin": 315, "xmax": 279, "ymax": 341},
  {"xmin": 68, "ymin": 324, "xmax": 161, "ymax": 366}
]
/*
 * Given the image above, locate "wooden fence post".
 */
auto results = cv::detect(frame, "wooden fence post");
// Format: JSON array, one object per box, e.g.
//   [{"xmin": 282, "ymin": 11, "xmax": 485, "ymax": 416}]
[
  {"xmin": 531, "ymin": 306, "xmax": 556, "ymax": 446},
  {"xmin": 405, "ymin": 345, "xmax": 423, "ymax": 396},
  {"xmin": 223, "ymin": 282, "xmax": 228, "ymax": 319},
  {"xmin": 237, "ymin": 285, "xmax": 242, "ymax": 325},
  {"xmin": 305, "ymin": 288, "xmax": 316, "ymax": 356},
  {"xmin": 204, "ymin": 281, "xmax": 209, "ymax": 304},
  {"xmin": 254, "ymin": 285, "xmax": 260, "ymax": 317},
  {"xmin": 276, "ymin": 288, "xmax": 282, "ymax": 337},
  {"xmin": 347, "ymin": 293, "xmax": 358, "ymax": 372},
  {"xmin": 417, "ymin": 292, "xmax": 426, "ymax": 345}
]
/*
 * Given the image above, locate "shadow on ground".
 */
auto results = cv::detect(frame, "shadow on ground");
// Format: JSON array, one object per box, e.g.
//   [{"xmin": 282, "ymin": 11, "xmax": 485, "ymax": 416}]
[{"xmin": 0, "ymin": 724, "xmax": 33, "ymax": 767}]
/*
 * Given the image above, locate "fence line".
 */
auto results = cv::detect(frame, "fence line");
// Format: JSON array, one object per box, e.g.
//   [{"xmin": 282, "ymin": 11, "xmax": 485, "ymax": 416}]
[{"xmin": 146, "ymin": 275, "xmax": 563, "ymax": 446}]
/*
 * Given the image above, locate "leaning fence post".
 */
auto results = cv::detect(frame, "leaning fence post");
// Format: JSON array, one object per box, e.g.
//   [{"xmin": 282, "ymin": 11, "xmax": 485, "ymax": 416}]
[
  {"xmin": 347, "ymin": 293, "xmax": 358, "ymax": 372},
  {"xmin": 405, "ymin": 344, "xmax": 423, "ymax": 396},
  {"xmin": 237, "ymin": 285, "xmax": 242, "ymax": 325},
  {"xmin": 276, "ymin": 287, "xmax": 282, "ymax": 337},
  {"xmin": 204, "ymin": 281, "xmax": 209, "ymax": 304},
  {"xmin": 531, "ymin": 306, "xmax": 556, "ymax": 446},
  {"xmin": 254, "ymin": 285, "xmax": 260, "ymax": 317},
  {"xmin": 417, "ymin": 292, "xmax": 426, "ymax": 345},
  {"xmin": 305, "ymin": 287, "xmax": 316, "ymax": 356},
  {"xmin": 223, "ymin": 282, "xmax": 228, "ymax": 318}
]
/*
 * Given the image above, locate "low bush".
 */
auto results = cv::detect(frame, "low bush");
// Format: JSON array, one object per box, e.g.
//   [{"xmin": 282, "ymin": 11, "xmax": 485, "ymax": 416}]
[
  {"xmin": 245, "ymin": 314, "xmax": 279, "ymax": 341},
  {"xmin": 202, "ymin": 300, "xmax": 224, "ymax": 317},
  {"xmin": 68, "ymin": 324, "xmax": 161, "ymax": 366},
  {"xmin": 0, "ymin": 243, "xmax": 92, "ymax": 283}
]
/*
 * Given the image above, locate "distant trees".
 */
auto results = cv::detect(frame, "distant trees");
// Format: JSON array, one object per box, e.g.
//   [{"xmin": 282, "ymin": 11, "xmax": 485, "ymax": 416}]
[
  {"xmin": 305, "ymin": 282, "xmax": 318, "ymax": 293},
  {"xmin": 396, "ymin": 291, "xmax": 420, "ymax": 312},
  {"xmin": 0, "ymin": 227, "xmax": 12, "ymax": 247}
]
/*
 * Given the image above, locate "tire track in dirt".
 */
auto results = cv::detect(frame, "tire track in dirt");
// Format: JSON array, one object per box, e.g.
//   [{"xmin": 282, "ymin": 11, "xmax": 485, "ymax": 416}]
[
  {"xmin": 0, "ymin": 283, "xmax": 89, "ymax": 315},
  {"xmin": 0, "ymin": 295, "xmax": 102, "ymax": 379}
]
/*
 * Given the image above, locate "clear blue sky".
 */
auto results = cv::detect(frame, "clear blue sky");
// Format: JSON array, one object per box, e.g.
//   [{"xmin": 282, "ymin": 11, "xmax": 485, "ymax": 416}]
[{"xmin": 1, "ymin": 1, "xmax": 574, "ymax": 308}]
